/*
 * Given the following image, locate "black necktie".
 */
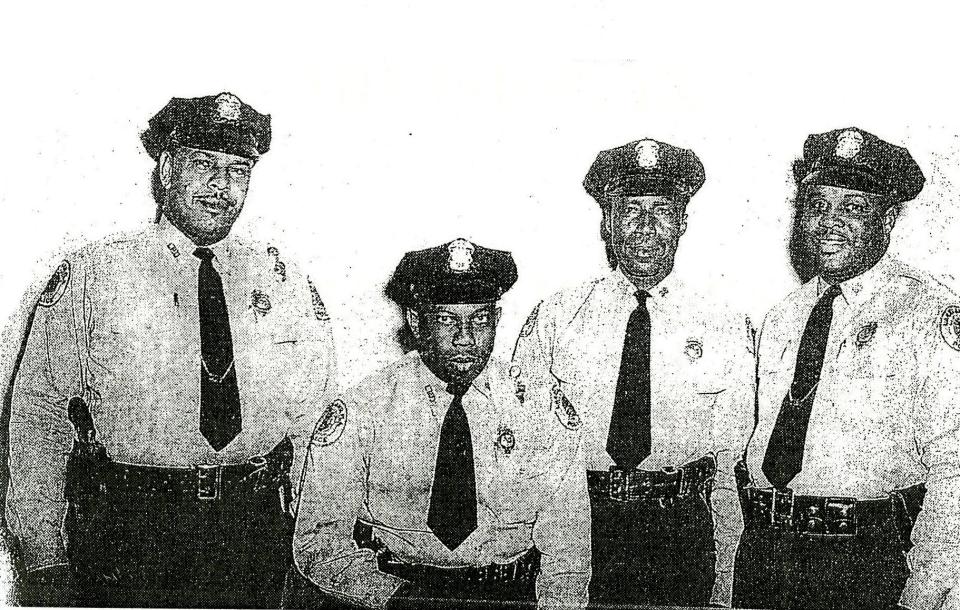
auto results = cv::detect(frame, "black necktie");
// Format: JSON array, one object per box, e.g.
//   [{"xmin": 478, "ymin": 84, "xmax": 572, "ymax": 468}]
[
  {"xmin": 607, "ymin": 290, "xmax": 652, "ymax": 471},
  {"xmin": 762, "ymin": 284, "xmax": 842, "ymax": 488},
  {"xmin": 195, "ymin": 248, "xmax": 242, "ymax": 451},
  {"xmin": 427, "ymin": 383, "xmax": 477, "ymax": 550}
]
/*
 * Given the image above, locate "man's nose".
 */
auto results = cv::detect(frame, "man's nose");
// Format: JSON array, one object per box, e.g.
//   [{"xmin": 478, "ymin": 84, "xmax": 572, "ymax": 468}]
[
  {"xmin": 452, "ymin": 322, "xmax": 476, "ymax": 347},
  {"xmin": 207, "ymin": 166, "xmax": 228, "ymax": 191}
]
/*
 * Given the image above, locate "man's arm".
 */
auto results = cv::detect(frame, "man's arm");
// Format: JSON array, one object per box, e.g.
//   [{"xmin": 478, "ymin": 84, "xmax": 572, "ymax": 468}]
[
  {"xmin": 709, "ymin": 314, "xmax": 757, "ymax": 607},
  {"xmin": 293, "ymin": 396, "xmax": 405, "ymax": 609},
  {"xmin": 532, "ymin": 436, "xmax": 591, "ymax": 610},
  {"xmin": 6, "ymin": 259, "xmax": 86, "ymax": 582},
  {"xmin": 900, "ymin": 302, "xmax": 960, "ymax": 610},
  {"xmin": 285, "ymin": 274, "xmax": 338, "ymax": 502}
]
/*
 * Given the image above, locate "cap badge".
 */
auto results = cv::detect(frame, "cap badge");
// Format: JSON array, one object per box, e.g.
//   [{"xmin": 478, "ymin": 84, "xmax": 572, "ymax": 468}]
[
  {"xmin": 551, "ymin": 384, "xmax": 582, "ymax": 430},
  {"xmin": 496, "ymin": 426, "xmax": 516, "ymax": 455},
  {"xmin": 313, "ymin": 399, "xmax": 348, "ymax": 446},
  {"xmin": 684, "ymin": 338, "xmax": 703, "ymax": 361},
  {"xmin": 634, "ymin": 140, "xmax": 660, "ymax": 169},
  {"xmin": 214, "ymin": 93, "xmax": 242, "ymax": 123},
  {"xmin": 835, "ymin": 130, "xmax": 864, "ymax": 160},
  {"xmin": 38, "ymin": 260, "xmax": 71, "ymax": 308},
  {"xmin": 250, "ymin": 290, "xmax": 272, "ymax": 316},
  {"xmin": 855, "ymin": 322, "xmax": 877, "ymax": 348},
  {"xmin": 447, "ymin": 238, "xmax": 475, "ymax": 272},
  {"xmin": 939, "ymin": 305, "xmax": 960, "ymax": 352}
]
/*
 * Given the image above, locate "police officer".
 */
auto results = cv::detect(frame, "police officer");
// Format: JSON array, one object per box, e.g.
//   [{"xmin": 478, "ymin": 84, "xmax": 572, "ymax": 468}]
[
  {"xmin": 292, "ymin": 239, "xmax": 590, "ymax": 609},
  {"xmin": 512, "ymin": 139, "xmax": 754, "ymax": 607},
  {"xmin": 6, "ymin": 92, "xmax": 336, "ymax": 608},
  {"xmin": 734, "ymin": 127, "xmax": 960, "ymax": 609}
]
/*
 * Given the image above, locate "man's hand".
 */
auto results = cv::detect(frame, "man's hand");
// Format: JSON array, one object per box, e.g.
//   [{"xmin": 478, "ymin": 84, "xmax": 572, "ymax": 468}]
[{"xmin": 16, "ymin": 564, "xmax": 75, "ymax": 607}]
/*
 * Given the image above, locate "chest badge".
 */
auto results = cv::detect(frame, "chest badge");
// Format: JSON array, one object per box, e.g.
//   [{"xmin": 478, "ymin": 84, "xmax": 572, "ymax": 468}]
[
  {"xmin": 250, "ymin": 290, "xmax": 272, "ymax": 316},
  {"xmin": 684, "ymin": 338, "xmax": 703, "ymax": 361},
  {"xmin": 551, "ymin": 385, "xmax": 582, "ymax": 430},
  {"xmin": 497, "ymin": 426, "xmax": 516, "ymax": 455},
  {"xmin": 855, "ymin": 322, "xmax": 877, "ymax": 348}
]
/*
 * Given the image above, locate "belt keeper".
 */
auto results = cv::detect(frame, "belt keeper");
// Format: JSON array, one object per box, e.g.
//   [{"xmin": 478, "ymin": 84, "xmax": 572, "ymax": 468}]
[{"xmin": 195, "ymin": 464, "xmax": 222, "ymax": 500}]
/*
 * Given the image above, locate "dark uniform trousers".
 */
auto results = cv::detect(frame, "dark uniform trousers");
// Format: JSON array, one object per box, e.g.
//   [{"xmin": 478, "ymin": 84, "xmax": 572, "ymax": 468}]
[
  {"xmin": 587, "ymin": 457, "xmax": 717, "ymax": 608},
  {"xmin": 731, "ymin": 470, "xmax": 924, "ymax": 610},
  {"xmin": 66, "ymin": 435, "xmax": 294, "ymax": 609}
]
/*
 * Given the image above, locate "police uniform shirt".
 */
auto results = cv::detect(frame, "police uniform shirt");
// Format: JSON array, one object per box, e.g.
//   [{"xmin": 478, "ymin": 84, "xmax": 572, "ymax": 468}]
[
  {"xmin": 294, "ymin": 351, "xmax": 591, "ymax": 610},
  {"xmin": 746, "ymin": 254, "xmax": 960, "ymax": 608},
  {"xmin": 6, "ymin": 218, "xmax": 336, "ymax": 572},
  {"xmin": 512, "ymin": 268, "xmax": 755, "ymax": 606}
]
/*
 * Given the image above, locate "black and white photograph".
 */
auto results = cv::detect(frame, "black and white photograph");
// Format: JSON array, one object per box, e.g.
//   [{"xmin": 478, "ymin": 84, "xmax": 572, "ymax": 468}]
[{"xmin": 1, "ymin": 3, "xmax": 960, "ymax": 608}]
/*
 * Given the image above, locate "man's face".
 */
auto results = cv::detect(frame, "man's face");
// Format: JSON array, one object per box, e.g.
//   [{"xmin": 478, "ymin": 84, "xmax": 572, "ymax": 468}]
[
  {"xmin": 410, "ymin": 302, "xmax": 499, "ymax": 388},
  {"xmin": 797, "ymin": 184, "xmax": 894, "ymax": 283},
  {"xmin": 607, "ymin": 194, "xmax": 687, "ymax": 285},
  {"xmin": 160, "ymin": 146, "xmax": 255, "ymax": 246}
]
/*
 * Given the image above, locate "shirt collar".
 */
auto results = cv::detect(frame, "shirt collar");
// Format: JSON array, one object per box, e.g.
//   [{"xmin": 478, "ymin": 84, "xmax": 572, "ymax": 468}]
[
  {"xmin": 815, "ymin": 252, "xmax": 894, "ymax": 311},
  {"xmin": 410, "ymin": 350, "xmax": 492, "ymax": 401},
  {"xmin": 155, "ymin": 216, "xmax": 233, "ymax": 265},
  {"xmin": 605, "ymin": 267, "xmax": 681, "ymax": 304}
]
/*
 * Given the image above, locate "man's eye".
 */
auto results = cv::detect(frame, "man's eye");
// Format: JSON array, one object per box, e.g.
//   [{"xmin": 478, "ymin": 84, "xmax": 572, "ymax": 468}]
[
  {"xmin": 471, "ymin": 313, "xmax": 490, "ymax": 325},
  {"xmin": 228, "ymin": 166, "xmax": 250, "ymax": 178},
  {"xmin": 193, "ymin": 159, "xmax": 212, "ymax": 171},
  {"xmin": 653, "ymin": 206, "xmax": 675, "ymax": 217},
  {"xmin": 844, "ymin": 203, "xmax": 866, "ymax": 214},
  {"xmin": 435, "ymin": 314, "xmax": 456, "ymax": 326}
]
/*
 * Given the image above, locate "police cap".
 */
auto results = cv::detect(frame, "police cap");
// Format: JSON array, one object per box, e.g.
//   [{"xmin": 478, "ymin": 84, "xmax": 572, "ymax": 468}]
[
  {"xmin": 386, "ymin": 238, "xmax": 518, "ymax": 309},
  {"xmin": 583, "ymin": 138, "xmax": 706, "ymax": 205},
  {"xmin": 793, "ymin": 127, "xmax": 925, "ymax": 204},
  {"xmin": 141, "ymin": 92, "xmax": 271, "ymax": 161}
]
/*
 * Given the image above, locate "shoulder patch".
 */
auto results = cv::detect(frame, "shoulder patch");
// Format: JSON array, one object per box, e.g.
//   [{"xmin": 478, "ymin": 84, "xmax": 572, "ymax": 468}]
[
  {"xmin": 520, "ymin": 302, "xmax": 541, "ymax": 337},
  {"xmin": 939, "ymin": 305, "xmax": 960, "ymax": 352},
  {"xmin": 307, "ymin": 277, "xmax": 330, "ymax": 322},
  {"xmin": 551, "ymin": 384, "xmax": 581, "ymax": 430},
  {"xmin": 313, "ymin": 399, "xmax": 347, "ymax": 446},
  {"xmin": 38, "ymin": 260, "xmax": 71, "ymax": 308}
]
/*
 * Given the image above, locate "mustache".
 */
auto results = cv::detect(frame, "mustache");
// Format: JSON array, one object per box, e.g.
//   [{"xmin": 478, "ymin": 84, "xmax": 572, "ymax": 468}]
[{"xmin": 194, "ymin": 192, "xmax": 236, "ymax": 206}]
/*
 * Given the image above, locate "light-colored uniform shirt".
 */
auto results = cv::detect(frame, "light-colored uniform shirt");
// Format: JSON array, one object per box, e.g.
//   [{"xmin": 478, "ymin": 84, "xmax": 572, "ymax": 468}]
[
  {"xmin": 294, "ymin": 351, "xmax": 591, "ymax": 610},
  {"xmin": 511, "ymin": 268, "xmax": 755, "ymax": 607},
  {"xmin": 6, "ymin": 218, "xmax": 336, "ymax": 573},
  {"xmin": 746, "ymin": 254, "xmax": 960, "ymax": 609}
]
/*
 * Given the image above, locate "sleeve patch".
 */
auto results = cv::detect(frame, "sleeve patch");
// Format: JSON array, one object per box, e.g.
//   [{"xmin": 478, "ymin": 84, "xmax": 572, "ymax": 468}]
[
  {"xmin": 38, "ymin": 260, "xmax": 71, "ymax": 308},
  {"xmin": 551, "ymin": 384, "xmax": 581, "ymax": 430},
  {"xmin": 939, "ymin": 305, "xmax": 960, "ymax": 352},
  {"xmin": 520, "ymin": 302, "xmax": 541, "ymax": 337},
  {"xmin": 307, "ymin": 277, "xmax": 330, "ymax": 322},
  {"xmin": 312, "ymin": 399, "xmax": 348, "ymax": 446}
]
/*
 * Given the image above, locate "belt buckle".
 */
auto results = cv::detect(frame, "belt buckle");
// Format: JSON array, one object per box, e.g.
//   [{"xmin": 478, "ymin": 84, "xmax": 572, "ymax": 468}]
[
  {"xmin": 770, "ymin": 488, "xmax": 794, "ymax": 529},
  {"xmin": 196, "ymin": 464, "xmax": 222, "ymax": 500},
  {"xmin": 609, "ymin": 468, "xmax": 627, "ymax": 502},
  {"xmin": 823, "ymin": 497, "xmax": 857, "ymax": 537}
]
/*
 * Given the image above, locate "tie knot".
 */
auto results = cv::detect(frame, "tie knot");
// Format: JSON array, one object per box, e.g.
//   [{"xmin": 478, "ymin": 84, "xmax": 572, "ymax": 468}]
[
  {"xmin": 823, "ymin": 284, "xmax": 842, "ymax": 301},
  {"xmin": 447, "ymin": 382, "xmax": 470, "ymax": 398},
  {"xmin": 194, "ymin": 247, "xmax": 215, "ymax": 263},
  {"xmin": 635, "ymin": 290, "xmax": 651, "ymax": 305}
]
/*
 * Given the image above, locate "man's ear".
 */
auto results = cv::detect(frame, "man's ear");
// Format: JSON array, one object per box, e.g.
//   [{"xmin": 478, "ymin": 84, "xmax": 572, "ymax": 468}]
[
  {"xmin": 679, "ymin": 210, "xmax": 689, "ymax": 237},
  {"xmin": 159, "ymin": 151, "xmax": 174, "ymax": 190},
  {"xmin": 405, "ymin": 308, "xmax": 423, "ymax": 341},
  {"xmin": 881, "ymin": 203, "xmax": 900, "ymax": 236}
]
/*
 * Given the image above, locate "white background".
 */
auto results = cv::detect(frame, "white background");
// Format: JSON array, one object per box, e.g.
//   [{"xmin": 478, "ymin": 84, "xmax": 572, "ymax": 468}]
[{"xmin": 1, "ymin": 0, "xmax": 960, "ymax": 593}]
